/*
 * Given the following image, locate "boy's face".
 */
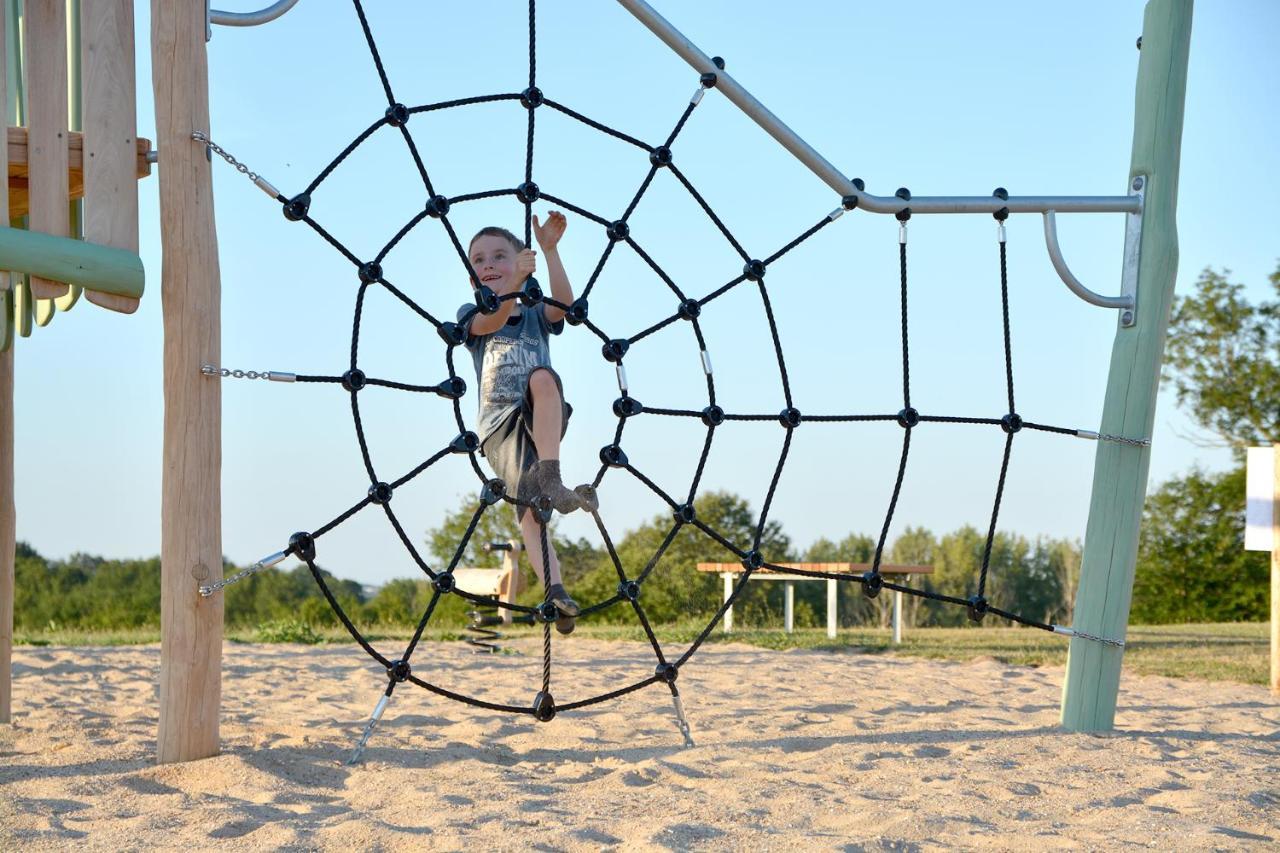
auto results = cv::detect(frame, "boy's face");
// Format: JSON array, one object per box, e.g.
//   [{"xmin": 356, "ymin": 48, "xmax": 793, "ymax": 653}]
[{"xmin": 468, "ymin": 234, "xmax": 520, "ymax": 294}]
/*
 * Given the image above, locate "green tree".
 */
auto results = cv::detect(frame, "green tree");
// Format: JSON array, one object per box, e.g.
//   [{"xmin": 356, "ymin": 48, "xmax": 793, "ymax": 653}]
[
  {"xmin": 1129, "ymin": 263, "xmax": 1277, "ymax": 622},
  {"xmin": 573, "ymin": 490, "xmax": 793, "ymax": 626},
  {"xmin": 1132, "ymin": 467, "xmax": 1267, "ymax": 623},
  {"xmin": 1163, "ymin": 265, "xmax": 1280, "ymax": 451}
]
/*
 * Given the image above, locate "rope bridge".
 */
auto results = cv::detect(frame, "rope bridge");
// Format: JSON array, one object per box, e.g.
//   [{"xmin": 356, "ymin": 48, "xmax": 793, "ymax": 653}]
[{"xmin": 198, "ymin": 0, "xmax": 1139, "ymax": 761}]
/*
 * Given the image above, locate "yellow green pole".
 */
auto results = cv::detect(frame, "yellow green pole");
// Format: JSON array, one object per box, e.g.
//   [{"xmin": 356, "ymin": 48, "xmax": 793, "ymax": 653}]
[{"xmin": 1060, "ymin": 0, "xmax": 1194, "ymax": 732}]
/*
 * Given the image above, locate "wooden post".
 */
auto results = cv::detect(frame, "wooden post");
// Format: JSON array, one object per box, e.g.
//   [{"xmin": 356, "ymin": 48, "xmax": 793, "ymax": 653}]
[
  {"xmin": 783, "ymin": 581, "xmax": 794, "ymax": 632},
  {"xmin": 1060, "ymin": 0, "xmax": 1193, "ymax": 732},
  {"xmin": 892, "ymin": 588, "xmax": 903, "ymax": 645},
  {"xmin": 153, "ymin": 0, "xmax": 222, "ymax": 764},
  {"xmin": 722, "ymin": 573, "xmax": 733, "ymax": 633},
  {"xmin": 1272, "ymin": 447, "xmax": 1279, "ymax": 694},
  {"xmin": 0, "ymin": 344, "xmax": 11, "ymax": 725},
  {"xmin": 825, "ymin": 578, "xmax": 837, "ymax": 639},
  {"xmin": 0, "ymin": 0, "xmax": 12, "ymax": 727}
]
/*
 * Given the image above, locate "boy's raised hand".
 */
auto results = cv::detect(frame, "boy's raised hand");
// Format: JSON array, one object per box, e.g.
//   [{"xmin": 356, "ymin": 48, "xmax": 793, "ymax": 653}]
[
  {"xmin": 532, "ymin": 210, "xmax": 567, "ymax": 251},
  {"xmin": 515, "ymin": 248, "xmax": 537, "ymax": 285}
]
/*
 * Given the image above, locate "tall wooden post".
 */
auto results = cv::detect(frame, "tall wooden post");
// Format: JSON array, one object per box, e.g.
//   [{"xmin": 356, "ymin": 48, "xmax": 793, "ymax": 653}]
[
  {"xmin": 153, "ymin": 0, "xmax": 222, "ymax": 763},
  {"xmin": 1272, "ymin": 448, "xmax": 1279, "ymax": 695},
  {"xmin": 0, "ymin": 344, "xmax": 12, "ymax": 726},
  {"xmin": 1060, "ymin": 0, "xmax": 1193, "ymax": 732},
  {"xmin": 0, "ymin": 0, "xmax": 12, "ymax": 727}
]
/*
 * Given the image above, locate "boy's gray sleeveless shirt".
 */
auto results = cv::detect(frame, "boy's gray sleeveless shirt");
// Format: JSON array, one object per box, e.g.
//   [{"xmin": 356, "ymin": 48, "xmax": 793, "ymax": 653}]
[{"xmin": 458, "ymin": 293, "xmax": 564, "ymax": 446}]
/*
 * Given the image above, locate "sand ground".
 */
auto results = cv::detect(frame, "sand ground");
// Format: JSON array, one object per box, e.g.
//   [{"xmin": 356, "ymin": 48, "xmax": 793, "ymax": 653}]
[{"xmin": 2, "ymin": 639, "xmax": 1278, "ymax": 851}]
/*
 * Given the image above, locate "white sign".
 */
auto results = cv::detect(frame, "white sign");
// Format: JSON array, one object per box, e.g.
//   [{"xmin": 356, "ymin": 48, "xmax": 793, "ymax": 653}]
[{"xmin": 1245, "ymin": 446, "xmax": 1275, "ymax": 551}]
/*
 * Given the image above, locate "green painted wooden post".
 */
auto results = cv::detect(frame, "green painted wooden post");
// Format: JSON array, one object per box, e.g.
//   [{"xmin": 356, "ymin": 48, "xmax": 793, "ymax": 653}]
[{"xmin": 1060, "ymin": 0, "xmax": 1193, "ymax": 732}]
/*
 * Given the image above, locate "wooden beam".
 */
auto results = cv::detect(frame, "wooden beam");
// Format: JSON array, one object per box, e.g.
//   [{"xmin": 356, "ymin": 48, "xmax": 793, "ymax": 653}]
[
  {"xmin": 0, "ymin": 226, "xmax": 143, "ymax": 297},
  {"xmin": 154, "ymin": 0, "xmax": 222, "ymax": 765},
  {"xmin": 25, "ymin": 0, "xmax": 70, "ymax": 300},
  {"xmin": 1060, "ymin": 0, "xmax": 1193, "ymax": 732},
  {"xmin": 81, "ymin": 0, "xmax": 140, "ymax": 314}
]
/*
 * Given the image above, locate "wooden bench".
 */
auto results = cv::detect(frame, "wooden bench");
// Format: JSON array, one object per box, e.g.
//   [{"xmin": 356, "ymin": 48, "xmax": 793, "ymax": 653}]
[
  {"xmin": 696, "ymin": 561, "xmax": 934, "ymax": 642},
  {"xmin": 452, "ymin": 540, "xmax": 524, "ymax": 625}
]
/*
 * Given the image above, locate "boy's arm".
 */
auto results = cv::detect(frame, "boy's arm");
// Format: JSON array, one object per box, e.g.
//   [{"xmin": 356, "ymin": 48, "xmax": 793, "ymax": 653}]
[
  {"xmin": 542, "ymin": 247, "xmax": 571, "ymax": 325},
  {"xmin": 467, "ymin": 296, "xmax": 517, "ymax": 337}
]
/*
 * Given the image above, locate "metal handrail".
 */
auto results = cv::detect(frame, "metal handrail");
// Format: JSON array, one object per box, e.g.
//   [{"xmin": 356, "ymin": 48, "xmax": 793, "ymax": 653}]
[{"xmin": 209, "ymin": 0, "xmax": 302, "ymax": 29}]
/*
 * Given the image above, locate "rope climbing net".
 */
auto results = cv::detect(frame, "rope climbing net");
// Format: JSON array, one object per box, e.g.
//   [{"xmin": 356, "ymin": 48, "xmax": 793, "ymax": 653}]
[{"xmin": 199, "ymin": 0, "xmax": 1141, "ymax": 755}]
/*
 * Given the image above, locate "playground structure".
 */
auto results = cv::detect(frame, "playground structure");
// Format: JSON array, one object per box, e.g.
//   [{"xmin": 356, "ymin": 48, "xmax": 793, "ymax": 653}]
[
  {"xmin": 0, "ymin": 0, "xmax": 1194, "ymax": 764},
  {"xmin": 0, "ymin": 0, "xmax": 149, "ymax": 725}
]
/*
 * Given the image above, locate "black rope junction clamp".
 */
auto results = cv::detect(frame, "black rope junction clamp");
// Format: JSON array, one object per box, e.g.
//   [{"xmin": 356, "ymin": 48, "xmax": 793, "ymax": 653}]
[
  {"xmin": 289, "ymin": 531, "xmax": 316, "ymax": 562},
  {"xmin": 342, "ymin": 369, "xmax": 367, "ymax": 392}
]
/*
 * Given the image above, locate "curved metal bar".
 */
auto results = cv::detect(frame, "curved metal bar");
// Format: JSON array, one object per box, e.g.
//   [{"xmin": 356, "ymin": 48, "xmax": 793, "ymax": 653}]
[
  {"xmin": 616, "ymin": 0, "xmax": 1141, "ymax": 217},
  {"xmin": 210, "ymin": 0, "xmax": 302, "ymax": 27},
  {"xmin": 1042, "ymin": 210, "xmax": 1133, "ymax": 311}
]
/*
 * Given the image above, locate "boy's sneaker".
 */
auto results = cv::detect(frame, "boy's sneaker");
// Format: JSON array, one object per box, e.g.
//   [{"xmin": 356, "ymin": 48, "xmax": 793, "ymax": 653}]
[
  {"xmin": 528, "ymin": 460, "xmax": 589, "ymax": 514},
  {"xmin": 574, "ymin": 484, "xmax": 599, "ymax": 513},
  {"xmin": 547, "ymin": 583, "xmax": 579, "ymax": 635}
]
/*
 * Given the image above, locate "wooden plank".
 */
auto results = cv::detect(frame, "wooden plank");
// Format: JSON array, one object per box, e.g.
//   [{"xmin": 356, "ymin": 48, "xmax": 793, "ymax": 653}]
[
  {"xmin": 25, "ymin": 0, "xmax": 70, "ymax": 300},
  {"xmin": 81, "ymin": 0, "xmax": 138, "ymax": 313},
  {"xmin": 1060, "ymin": 0, "xmax": 1193, "ymax": 733},
  {"xmin": 154, "ymin": 0, "xmax": 223, "ymax": 765}
]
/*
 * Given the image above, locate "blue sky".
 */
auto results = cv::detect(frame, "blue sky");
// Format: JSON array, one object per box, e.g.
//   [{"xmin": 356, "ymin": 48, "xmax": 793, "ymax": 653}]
[{"xmin": 11, "ymin": 1, "xmax": 1279, "ymax": 585}]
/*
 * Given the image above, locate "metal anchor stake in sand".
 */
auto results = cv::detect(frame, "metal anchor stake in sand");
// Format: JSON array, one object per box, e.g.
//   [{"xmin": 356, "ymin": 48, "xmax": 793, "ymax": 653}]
[
  {"xmin": 348, "ymin": 688, "xmax": 394, "ymax": 766},
  {"xmin": 669, "ymin": 687, "xmax": 694, "ymax": 748}
]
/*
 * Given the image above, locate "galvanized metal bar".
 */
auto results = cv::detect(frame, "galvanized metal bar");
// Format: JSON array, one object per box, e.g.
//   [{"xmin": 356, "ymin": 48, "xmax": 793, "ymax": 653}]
[
  {"xmin": 209, "ymin": 0, "xmax": 301, "ymax": 28},
  {"xmin": 615, "ymin": 0, "xmax": 1140, "ymax": 217},
  {"xmin": 1042, "ymin": 211, "xmax": 1134, "ymax": 312}
]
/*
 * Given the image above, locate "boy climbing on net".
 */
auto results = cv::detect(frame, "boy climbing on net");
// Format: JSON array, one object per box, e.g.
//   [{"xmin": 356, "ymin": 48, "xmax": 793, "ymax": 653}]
[{"xmin": 458, "ymin": 211, "xmax": 594, "ymax": 634}]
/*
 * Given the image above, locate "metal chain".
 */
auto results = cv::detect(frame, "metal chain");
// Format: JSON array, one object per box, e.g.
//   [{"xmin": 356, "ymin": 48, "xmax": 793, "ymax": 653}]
[
  {"xmin": 193, "ymin": 130, "xmax": 260, "ymax": 182},
  {"xmin": 1077, "ymin": 429, "xmax": 1151, "ymax": 448},
  {"xmin": 193, "ymin": 131, "xmax": 280, "ymax": 198},
  {"xmin": 1098, "ymin": 432, "xmax": 1151, "ymax": 448},
  {"xmin": 202, "ymin": 364, "xmax": 268, "ymax": 380},
  {"xmin": 199, "ymin": 561, "xmax": 268, "ymax": 597},
  {"xmin": 1056, "ymin": 625, "xmax": 1125, "ymax": 647},
  {"xmin": 201, "ymin": 364, "xmax": 295, "ymax": 382}
]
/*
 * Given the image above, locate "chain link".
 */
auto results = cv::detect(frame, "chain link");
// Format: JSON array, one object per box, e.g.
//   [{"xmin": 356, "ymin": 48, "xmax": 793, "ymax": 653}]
[
  {"xmin": 199, "ymin": 562, "xmax": 267, "ymax": 597},
  {"xmin": 193, "ymin": 130, "xmax": 260, "ymax": 182},
  {"xmin": 1055, "ymin": 625, "xmax": 1125, "ymax": 647},
  {"xmin": 201, "ymin": 364, "xmax": 293, "ymax": 382},
  {"xmin": 1098, "ymin": 432, "xmax": 1150, "ymax": 448},
  {"xmin": 193, "ymin": 130, "xmax": 280, "ymax": 198}
]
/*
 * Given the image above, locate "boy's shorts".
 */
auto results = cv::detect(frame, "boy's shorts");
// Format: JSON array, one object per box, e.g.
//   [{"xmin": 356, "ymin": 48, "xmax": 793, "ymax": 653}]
[{"xmin": 481, "ymin": 367, "xmax": 572, "ymax": 521}]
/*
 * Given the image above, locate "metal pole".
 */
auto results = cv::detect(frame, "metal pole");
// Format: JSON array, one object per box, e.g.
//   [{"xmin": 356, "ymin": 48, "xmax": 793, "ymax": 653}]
[
  {"xmin": 615, "ymin": 0, "xmax": 1139, "ymax": 217},
  {"xmin": 209, "ymin": 0, "xmax": 301, "ymax": 28}
]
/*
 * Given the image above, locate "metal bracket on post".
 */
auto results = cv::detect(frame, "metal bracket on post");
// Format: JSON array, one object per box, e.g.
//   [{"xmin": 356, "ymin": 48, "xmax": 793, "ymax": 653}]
[
  {"xmin": 207, "ymin": 0, "xmax": 303, "ymax": 41},
  {"xmin": 1041, "ymin": 176, "xmax": 1144, "ymax": 327}
]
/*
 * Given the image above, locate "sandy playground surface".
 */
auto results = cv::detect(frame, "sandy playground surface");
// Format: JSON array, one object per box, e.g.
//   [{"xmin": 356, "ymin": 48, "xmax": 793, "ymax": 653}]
[{"xmin": 2, "ymin": 639, "xmax": 1278, "ymax": 851}]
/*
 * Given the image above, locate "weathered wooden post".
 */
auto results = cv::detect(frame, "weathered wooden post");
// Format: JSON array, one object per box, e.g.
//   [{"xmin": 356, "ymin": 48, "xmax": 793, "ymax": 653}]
[
  {"xmin": 153, "ymin": 0, "xmax": 223, "ymax": 763},
  {"xmin": 0, "ymin": 0, "xmax": 13, "ymax": 728},
  {"xmin": 1060, "ymin": 0, "xmax": 1193, "ymax": 732}
]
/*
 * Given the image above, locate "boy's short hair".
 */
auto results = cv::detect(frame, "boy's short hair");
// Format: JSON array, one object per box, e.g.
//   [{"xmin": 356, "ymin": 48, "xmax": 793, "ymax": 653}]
[{"xmin": 469, "ymin": 226, "xmax": 524, "ymax": 253}]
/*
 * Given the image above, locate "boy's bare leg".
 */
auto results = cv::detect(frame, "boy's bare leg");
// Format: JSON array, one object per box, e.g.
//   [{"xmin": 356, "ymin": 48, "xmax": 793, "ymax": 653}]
[
  {"xmin": 527, "ymin": 368, "xmax": 563, "ymax": 461},
  {"xmin": 520, "ymin": 509, "xmax": 563, "ymax": 588}
]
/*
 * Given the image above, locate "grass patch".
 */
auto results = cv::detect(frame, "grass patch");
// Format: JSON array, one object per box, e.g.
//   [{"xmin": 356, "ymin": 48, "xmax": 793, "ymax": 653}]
[{"xmin": 14, "ymin": 622, "xmax": 1268, "ymax": 686}]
